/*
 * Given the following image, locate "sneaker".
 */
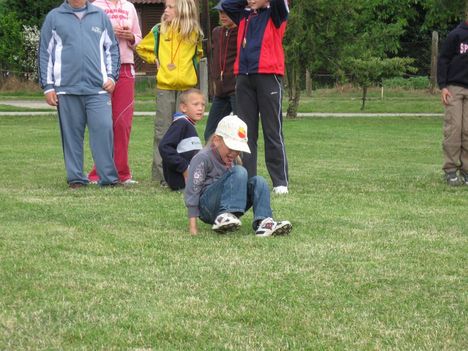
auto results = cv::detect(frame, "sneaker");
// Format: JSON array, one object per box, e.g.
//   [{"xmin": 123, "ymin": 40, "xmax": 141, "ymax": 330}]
[
  {"xmin": 88, "ymin": 180, "xmax": 98, "ymax": 185},
  {"xmin": 461, "ymin": 171, "xmax": 468, "ymax": 185},
  {"xmin": 255, "ymin": 217, "xmax": 292, "ymax": 237},
  {"xmin": 273, "ymin": 186, "xmax": 289, "ymax": 194},
  {"xmin": 69, "ymin": 182, "xmax": 86, "ymax": 189},
  {"xmin": 212, "ymin": 213, "xmax": 241, "ymax": 233},
  {"xmin": 445, "ymin": 172, "xmax": 460, "ymax": 186},
  {"xmin": 100, "ymin": 182, "xmax": 123, "ymax": 188},
  {"xmin": 121, "ymin": 179, "xmax": 138, "ymax": 185}
]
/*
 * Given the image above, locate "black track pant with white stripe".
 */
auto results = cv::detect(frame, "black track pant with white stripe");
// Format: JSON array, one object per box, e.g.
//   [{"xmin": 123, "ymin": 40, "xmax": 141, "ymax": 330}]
[{"xmin": 236, "ymin": 74, "xmax": 289, "ymax": 187}]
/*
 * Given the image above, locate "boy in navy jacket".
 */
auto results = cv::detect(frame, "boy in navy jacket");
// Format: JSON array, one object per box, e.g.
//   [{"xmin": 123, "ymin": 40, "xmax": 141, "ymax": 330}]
[{"xmin": 159, "ymin": 89, "xmax": 205, "ymax": 190}]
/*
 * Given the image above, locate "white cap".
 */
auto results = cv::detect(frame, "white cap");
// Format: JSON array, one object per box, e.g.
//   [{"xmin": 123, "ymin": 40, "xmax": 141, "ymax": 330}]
[{"xmin": 215, "ymin": 115, "xmax": 251, "ymax": 153}]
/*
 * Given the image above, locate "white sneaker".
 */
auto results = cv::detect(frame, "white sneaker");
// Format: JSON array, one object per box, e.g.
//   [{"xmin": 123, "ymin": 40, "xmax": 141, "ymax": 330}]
[
  {"xmin": 255, "ymin": 217, "xmax": 292, "ymax": 237},
  {"xmin": 121, "ymin": 179, "xmax": 138, "ymax": 185},
  {"xmin": 212, "ymin": 213, "xmax": 241, "ymax": 233},
  {"xmin": 273, "ymin": 186, "xmax": 289, "ymax": 194}
]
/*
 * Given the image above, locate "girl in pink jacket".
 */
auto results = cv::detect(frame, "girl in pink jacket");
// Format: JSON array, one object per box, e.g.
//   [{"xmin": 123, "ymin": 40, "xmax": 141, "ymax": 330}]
[{"xmin": 88, "ymin": 0, "xmax": 142, "ymax": 184}]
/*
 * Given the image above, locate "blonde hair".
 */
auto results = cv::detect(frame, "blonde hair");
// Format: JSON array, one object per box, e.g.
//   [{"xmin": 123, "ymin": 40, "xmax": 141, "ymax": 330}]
[
  {"xmin": 161, "ymin": 0, "xmax": 204, "ymax": 43},
  {"xmin": 179, "ymin": 88, "xmax": 204, "ymax": 105}
]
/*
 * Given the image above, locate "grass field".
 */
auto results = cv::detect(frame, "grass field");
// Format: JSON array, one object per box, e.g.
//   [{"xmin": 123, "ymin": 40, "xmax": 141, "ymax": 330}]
[
  {"xmin": 0, "ymin": 87, "xmax": 445, "ymax": 114},
  {"xmin": 0, "ymin": 112, "xmax": 466, "ymax": 349}
]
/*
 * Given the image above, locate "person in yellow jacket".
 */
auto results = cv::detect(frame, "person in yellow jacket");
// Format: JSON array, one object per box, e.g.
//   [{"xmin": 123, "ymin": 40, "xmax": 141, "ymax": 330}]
[{"xmin": 136, "ymin": 0, "xmax": 203, "ymax": 184}]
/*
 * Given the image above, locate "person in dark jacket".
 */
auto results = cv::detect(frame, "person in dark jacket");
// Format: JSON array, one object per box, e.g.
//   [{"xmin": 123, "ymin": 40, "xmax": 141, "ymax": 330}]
[
  {"xmin": 204, "ymin": 1, "xmax": 238, "ymax": 141},
  {"xmin": 222, "ymin": 0, "xmax": 290, "ymax": 195},
  {"xmin": 159, "ymin": 89, "xmax": 205, "ymax": 190},
  {"xmin": 438, "ymin": 19, "xmax": 468, "ymax": 186}
]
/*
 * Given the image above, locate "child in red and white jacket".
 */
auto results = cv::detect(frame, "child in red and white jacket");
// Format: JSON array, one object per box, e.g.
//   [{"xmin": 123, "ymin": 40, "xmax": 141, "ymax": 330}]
[{"xmin": 221, "ymin": 0, "xmax": 289, "ymax": 195}]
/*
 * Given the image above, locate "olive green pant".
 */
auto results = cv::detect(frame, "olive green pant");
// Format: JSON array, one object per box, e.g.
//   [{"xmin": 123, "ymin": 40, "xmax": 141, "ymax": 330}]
[
  {"xmin": 152, "ymin": 89, "xmax": 183, "ymax": 182},
  {"xmin": 442, "ymin": 85, "xmax": 468, "ymax": 174}
]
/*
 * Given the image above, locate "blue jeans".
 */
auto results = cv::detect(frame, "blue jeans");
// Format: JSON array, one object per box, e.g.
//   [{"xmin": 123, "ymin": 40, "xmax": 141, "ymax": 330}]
[
  {"xmin": 204, "ymin": 94, "xmax": 237, "ymax": 142},
  {"xmin": 199, "ymin": 166, "xmax": 272, "ymax": 229}
]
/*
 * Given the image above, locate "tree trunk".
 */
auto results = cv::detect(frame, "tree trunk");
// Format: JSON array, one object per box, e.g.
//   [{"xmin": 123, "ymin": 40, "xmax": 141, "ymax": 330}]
[
  {"xmin": 360, "ymin": 86, "xmax": 367, "ymax": 110},
  {"xmin": 306, "ymin": 69, "xmax": 312, "ymax": 97},
  {"xmin": 286, "ymin": 66, "xmax": 300, "ymax": 119},
  {"xmin": 430, "ymin": 31, "xmax": 438, "ymax": 94}
]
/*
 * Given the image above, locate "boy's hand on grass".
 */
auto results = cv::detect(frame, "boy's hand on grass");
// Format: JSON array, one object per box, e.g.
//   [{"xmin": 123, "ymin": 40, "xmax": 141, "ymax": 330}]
[
  {"xmin": 441, "ymin": 88, "xmax": 452, "ymax": 106},
  {"xmin": 189, "ymin": 217, "xmax": 198, "ymax": 235}
]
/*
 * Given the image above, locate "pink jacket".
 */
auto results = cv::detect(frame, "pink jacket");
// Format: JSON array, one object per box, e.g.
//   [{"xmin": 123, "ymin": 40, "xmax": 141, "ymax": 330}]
[{"xmin": 92, "ymin": 0, "xmax": 142, "ymax": 64}]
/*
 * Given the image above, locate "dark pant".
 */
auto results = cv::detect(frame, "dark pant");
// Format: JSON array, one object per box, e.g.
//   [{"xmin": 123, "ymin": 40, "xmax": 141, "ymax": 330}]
[
  {"xmin": 236, "ymin": 74, "xmax": 289, "ymax": 187},
  {"xmin": 204, "ymin": 94, "xmax": 237, "ymax": 142}
]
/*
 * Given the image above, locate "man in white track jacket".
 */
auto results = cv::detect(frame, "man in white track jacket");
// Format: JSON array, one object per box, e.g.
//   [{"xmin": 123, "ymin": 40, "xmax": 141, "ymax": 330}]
[{"xmin": 38, "ymin": 0, "xmax": 120, "ymax": 188}]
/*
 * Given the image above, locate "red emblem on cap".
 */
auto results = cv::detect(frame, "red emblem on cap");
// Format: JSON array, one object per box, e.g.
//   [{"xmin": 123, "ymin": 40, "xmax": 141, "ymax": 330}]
[{"xmin": 238, "ymin": 127, "xmax": 246, "ymax": 139}]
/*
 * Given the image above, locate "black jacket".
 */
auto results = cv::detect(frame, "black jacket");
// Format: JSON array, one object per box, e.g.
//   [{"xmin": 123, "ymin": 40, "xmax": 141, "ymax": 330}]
[
  {"xmin": 159, "ymin": 113, "xmax": 202, "ymax": 190},
  {"xmin": 438, "ymin": 21, "xmax": 468, "ymax": 89}
]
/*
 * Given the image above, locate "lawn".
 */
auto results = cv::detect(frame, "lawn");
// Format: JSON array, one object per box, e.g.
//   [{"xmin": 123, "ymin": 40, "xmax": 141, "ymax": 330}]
[
  {"xmin": 0, "ymin": 87, "xmax": 445, "ymax": 114},
  {"xmin": 0, "ymin": 114, "xmax": 466, "ymax": 349}
]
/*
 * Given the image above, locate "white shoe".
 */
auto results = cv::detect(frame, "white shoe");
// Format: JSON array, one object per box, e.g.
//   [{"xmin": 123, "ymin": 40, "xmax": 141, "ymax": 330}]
[
  {"xmin": 212, "ymin": 213, "xmax": 241, "ymax": 233},
  {"xmin": 255, "ymin": 217, "xmax": 292, "ymax": 237},
  {"xmin": 121, "ymin": 179, "xmax": 138, "ymax": 185},
  {"xmin": 273, "ymin": 186, "xmax": 289, "ymax": 194}
]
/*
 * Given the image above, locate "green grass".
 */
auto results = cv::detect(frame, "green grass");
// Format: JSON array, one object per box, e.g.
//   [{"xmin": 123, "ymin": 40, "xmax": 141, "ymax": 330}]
[
  {"xmin": 0, "ymin": 104, "xmax": 51, "ymax": 112},
  {"xmin": 0, "ymin": 88, "xmax": 444, "ymax": 114},
  {"xmin": 0, "ymin": 115, "xmax": 466, "ymax": 349},
  {"xmin": 133, "ymin": 88, "xmax": 444, "ymax": 113}
]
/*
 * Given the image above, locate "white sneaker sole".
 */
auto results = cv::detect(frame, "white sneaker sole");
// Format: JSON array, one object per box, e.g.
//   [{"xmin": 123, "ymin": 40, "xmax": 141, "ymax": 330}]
[
  {"xmin": 256, "ymin": 222, "xmax": 292, "ymax": 237},
  {"xmin": 212, "ymin": 222, "xmax": 241, "ymax": 234},
  {"xmin": 272, "ymin": 222, "xmax": 292, "ymax": 236}
]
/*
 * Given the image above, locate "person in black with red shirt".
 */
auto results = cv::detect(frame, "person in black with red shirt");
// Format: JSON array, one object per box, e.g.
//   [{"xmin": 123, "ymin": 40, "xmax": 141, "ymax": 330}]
[
  {"xmin": 221, "ymin": 0, "xmax": 290, "ymax": 195},
  {"xmin": 204, "ymin": 1, "xmax": 239, "ymax": 141}
]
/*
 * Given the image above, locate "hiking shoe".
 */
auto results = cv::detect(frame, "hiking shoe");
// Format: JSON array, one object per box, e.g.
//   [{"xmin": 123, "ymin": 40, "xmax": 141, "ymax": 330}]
[
  {"xmin": 255, "ymin": 217, "xmax": 292, "ymax": 237},
  {"xmin": 212, "ymin": 213, "xmax": 241, "ymax": 233},
  {"xmin": 273, "ymin": 186, "xmax": 289, "ymax": 195},
  {"xmin": 121, "ymin": 179, "xmax": 138, "ymax": 185},
  {"xmin": 445, "ymin": 172, "xmax": 460, "ymax": 186}
]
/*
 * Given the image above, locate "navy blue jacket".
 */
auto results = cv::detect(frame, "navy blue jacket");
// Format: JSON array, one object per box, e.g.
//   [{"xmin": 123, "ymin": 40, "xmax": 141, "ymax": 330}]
[
  {"xmin": 221, "ymin": 0, "xmax": 288, "ymax": 75},
  {"xmin": 438, "ymin": 21, "xmax": 468, "ymax": 89},
  {"xmin": 159, "ymin": 113, "xmax": 202, "ymax": 190}
]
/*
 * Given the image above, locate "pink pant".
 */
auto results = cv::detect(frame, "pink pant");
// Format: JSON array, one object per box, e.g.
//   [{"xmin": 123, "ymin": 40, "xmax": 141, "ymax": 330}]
[{"xmin": 89, "ymin": 64, "xmax": 135, "ymax": 182}]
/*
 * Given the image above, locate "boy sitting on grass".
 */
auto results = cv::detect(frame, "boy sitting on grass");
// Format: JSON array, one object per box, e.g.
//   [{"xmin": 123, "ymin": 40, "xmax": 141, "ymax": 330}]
[
  {"xmin": 158, "ymin": 89, "xmax": 205, "ymax": 190},
  {"xmin": 184, "ymin": 114, "xmax": 292, "ymax": 236}
]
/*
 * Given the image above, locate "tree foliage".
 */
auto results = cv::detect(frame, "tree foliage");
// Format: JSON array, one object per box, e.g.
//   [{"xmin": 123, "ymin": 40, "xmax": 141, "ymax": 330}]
[
  {"xmin": 0, "ymin": 12, "xmax": 23, "ymax": 73},
  {"xmin": 282, "ymin": 0, "xmax": 459, "ymax": 113},
  {"xmin": 0, "ymin": 0, "xmax": 60, "ymax": 77},
  {"xmin": 0, "ymin": 0, "xmax": 62, "ymax": 27},
  {"xmin": 346, "ymin": 57, "xmax": 416, "ymax": 110}
]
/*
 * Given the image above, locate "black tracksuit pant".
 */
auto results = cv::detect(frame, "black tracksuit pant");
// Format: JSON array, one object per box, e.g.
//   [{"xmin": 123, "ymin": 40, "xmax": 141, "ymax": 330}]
[{"xmin": 236, "ymin": 74, "xmax": 289, "ymax": 187}]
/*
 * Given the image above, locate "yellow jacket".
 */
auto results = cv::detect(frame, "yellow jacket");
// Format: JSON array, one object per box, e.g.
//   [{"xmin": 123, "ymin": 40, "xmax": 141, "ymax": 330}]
[{"xmin": 136, "ymin": 25, "xmax": 203, "ymax": 91}]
